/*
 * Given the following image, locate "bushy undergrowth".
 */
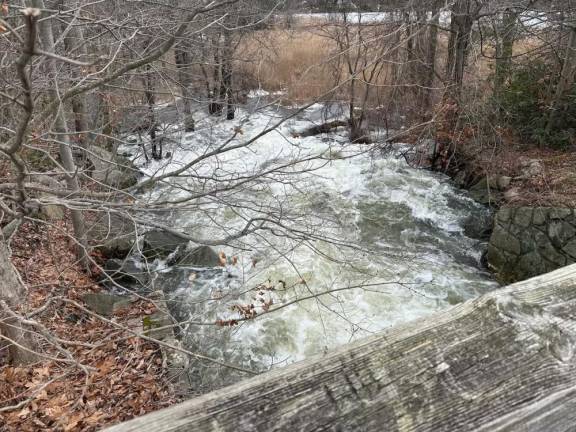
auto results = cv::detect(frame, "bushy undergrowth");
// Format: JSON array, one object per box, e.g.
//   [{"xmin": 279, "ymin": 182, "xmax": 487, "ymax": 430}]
[{"xmin": 498, "ymin": 61, "xmax": 576, "ymax": 148}]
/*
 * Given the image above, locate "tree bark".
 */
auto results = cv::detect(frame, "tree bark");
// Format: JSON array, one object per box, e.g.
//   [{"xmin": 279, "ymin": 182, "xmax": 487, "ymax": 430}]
[
  {"xmin": 421, "ymin": 4, "xmax": 440, "ymax": 115},
  {"xmin": 222, "ymin": 30, "xmax": 235, "ymax": 121},
  {"xmin": 547, "ymin": 25, "xmax": 576, "ymax": 132},
  {"xmin": 143, "ymin": 62, "xmax": 161, "ymax": 160},
  {"xmin": 494, "ymin": 9, "xmax": 517, "ymax": 98},
  {"xmin": 0, "ymin": 238, "xmax": 39, "ymax": 366},
  {"xmin": 210, "ymin": 33, "xmax": 223, "ymax": 115},
  {"xmin": 31, "ymin": 0, "xmax": 89, "ymax": 267},
  {"xmin": 445, "ymin": 0, "xmax": 475, "ymax": 97},
  {"xmin": 63, "ymin": 15, "xmax": 97, "ymax": 143},
  {"xmin": 175, "ymin": 44, "xmax": 195, "ymax": 131},
  {"xmin": 105, "ymin": 263, "xmax": 576, "ymax": 432}
]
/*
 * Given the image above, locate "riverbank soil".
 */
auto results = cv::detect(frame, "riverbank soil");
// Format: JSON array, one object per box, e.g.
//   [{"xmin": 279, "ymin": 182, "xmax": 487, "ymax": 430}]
[
  {"xmin": 0, "ymin": 220, "xmax": 176, "ymax": 431},
  {"xmin": 460, "ymin": 144, "xmax": 576, "ymax": 208}
]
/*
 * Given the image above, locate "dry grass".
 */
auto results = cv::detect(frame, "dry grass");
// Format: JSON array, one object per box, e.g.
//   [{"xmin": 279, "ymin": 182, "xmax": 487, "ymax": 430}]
[
  {"xmin": 237, "ymin": 24, "xmax": 547, "ymax": 110},
  {"xmin": 237, "ymin": 28, "xmax": 338, "ymax": 103},
  {"xmin": 237, "ymin": 24, "xmax": 465, "ymax": 125},
  {"xmin": 240, "ymin": 24, "xmax": 415, "ymax": 103}
]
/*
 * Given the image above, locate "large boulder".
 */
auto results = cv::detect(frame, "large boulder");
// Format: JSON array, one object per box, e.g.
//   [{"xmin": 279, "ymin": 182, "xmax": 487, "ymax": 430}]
[
  {"xmin": 462, "ymin": 211, "xmax": 493, "ymax": 241},
  {"xmin": 86, "ymin": 213, "xmax": 139, "ymax": 259},
  {"xmin": 102, "ymin": 258, "xmax": 150, "ymax": 289},
  {"xmin": 143, "ymin": 230, "xmax": 190, "ymax": 258},
  {"xmin": 487, "ymin": 207, "xmax": 576, "ymax": 283},
  {"xmin": 467, "ymin": 175, "xmax": 512, "ymax": 206},
  {"xmin": 142, "ymin": 230, "xmax": 221, "ymax": 268},
  {"xmin": 82, "ymin": 292, "xmax": 133, "ymax": 317},
  {"xmin": 518, "ymin": 157, "xmax": 544, "ymax": 179},
  {"xmin": 468, "ymin": 178, "xmax": 495, "ymax": 205},
  {"xmin": 170, "ymin": 245, "xmax": 221, "ymax": 267},
  {"xmin": 86, "ymin": 146, "xmax": 139, "ymax": 189},
  {"xmin": 34, "ymin": 175, "xmax": 65, "ymax": 221}
]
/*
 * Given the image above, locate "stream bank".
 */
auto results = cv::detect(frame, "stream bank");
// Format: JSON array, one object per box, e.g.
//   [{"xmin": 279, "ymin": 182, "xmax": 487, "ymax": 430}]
[{"xmin": 413, "ymin": 140, "xmax": 576, "ymax": 283}]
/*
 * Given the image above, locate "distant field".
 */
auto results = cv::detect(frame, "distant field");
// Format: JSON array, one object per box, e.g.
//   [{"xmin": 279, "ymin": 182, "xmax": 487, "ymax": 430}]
[{"xmin": 237, "ymin": 19, "xmax": 545, "ymax": 111}]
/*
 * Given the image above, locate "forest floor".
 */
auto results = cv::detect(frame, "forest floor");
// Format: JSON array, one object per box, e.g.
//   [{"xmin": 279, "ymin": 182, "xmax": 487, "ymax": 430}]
[
  {"xmin": 0, "ymin": 219, "xmax": 177, "ymax": 431},
  {"xmin": 466, "ymin": 143, "xmax": 576, "ymax": 208}
]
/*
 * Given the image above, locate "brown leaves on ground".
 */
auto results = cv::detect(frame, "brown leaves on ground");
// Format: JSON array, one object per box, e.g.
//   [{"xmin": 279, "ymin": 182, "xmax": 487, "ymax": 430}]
[
  {"xmin": 1, "ymin": 220, "xmax": 177, "ymax": 431},
  {"xmin": 470, "ymin": 142, "xmax": 576, "ymax": 208},
  {"xmin": 512, "ymin": 149, "xmax": 576, "ymax": 208},
  {"xmin": 418, "ymin": 100, "xmax": 576, "ymax": 208}
]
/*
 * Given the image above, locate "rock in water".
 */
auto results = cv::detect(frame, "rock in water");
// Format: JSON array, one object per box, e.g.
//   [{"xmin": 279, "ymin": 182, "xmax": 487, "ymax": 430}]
[
  {"xmin": 143, "ymin": 230, "xmax": 190, "ymax": 258},
  {"xmin": 103, "ymin": 258, "xmax": 150, "ymax": 288},
  {"xmin": 170, "ymin": 245, "xmax": 220, "ymax": 267}
]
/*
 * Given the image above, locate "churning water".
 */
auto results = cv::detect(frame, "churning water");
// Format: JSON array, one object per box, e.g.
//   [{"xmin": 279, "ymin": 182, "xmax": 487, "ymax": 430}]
[{"xmin": 122, "ymin": 100, "xmax": 498, "ymax": 390}]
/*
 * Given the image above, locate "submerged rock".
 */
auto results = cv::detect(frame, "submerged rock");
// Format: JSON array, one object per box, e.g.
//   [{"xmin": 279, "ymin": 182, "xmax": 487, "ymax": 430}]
[{"xmin": 168, "ymin": 245, "xmax": 220, "ymax": 267}]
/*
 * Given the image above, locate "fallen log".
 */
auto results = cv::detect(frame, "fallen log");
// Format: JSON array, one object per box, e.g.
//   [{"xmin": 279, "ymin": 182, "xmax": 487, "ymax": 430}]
[
  {"xmin": 104, "ymin": 264, "xmax": 576, "ymax": 432},
  {"xmin": 295, "ymin": 119, "xmax": 349, "ymax": 137}
]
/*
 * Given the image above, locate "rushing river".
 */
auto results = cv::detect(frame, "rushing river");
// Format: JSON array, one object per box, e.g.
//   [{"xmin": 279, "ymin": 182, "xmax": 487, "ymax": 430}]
[{"xmin": 121, "ymin": 100, "xmax": 498, "ymax": 391}]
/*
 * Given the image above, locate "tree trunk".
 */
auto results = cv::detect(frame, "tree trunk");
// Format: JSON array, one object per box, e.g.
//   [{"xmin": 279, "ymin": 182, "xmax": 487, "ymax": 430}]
[
  {"xmin": 547, "ymin": 25, "xmax": 576, "ymax": 133},
  {"xmin": 175, "ymin": 45, "xmax": 195, "ymax": 131},
  {"xmin": 494, "ymin": 9, "xmax": 517, "ymax": 98},
  {"xmin": 446, "ymin": 0, "xmax": 475, "ymax": 97},
  {"xmin": 143, "ymin": 62, "xmax": 161, "ymax": 160},
  {"xmin": 222, "ymin": 31, "xmax": 235, "ymax": 121},
  {"xmin": 104, "ymin": 263, "xmax": 576, "ymax": 432},
  {"xmin": 0, "ymin": 238, "xmax": 39, "ymax": 366},
  {"xmin": 209, "ymin": 33, "xmax": 223, "ymax": 115},
  {"xmin": 32, "ymin": 0, "xmax": 89, "ymax": 268},
  {"xmin": 63, "ymin": 20, "xmax": 97, "ymax": 144},
  {"xmin": 421, "ymin": 5, "xmax": 440, "ymax": 116}
]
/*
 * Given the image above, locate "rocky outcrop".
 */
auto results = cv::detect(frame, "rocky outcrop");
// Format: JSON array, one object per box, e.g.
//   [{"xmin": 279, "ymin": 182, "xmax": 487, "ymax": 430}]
[
  {"xmin": 143, "ymin": 230, "xmax": 220, "ymax": 267},
  {"xmin": 487, "ymin": 207, "xmax": 576, "ymax": 283},
  {"xmin": 86, "ymin": 147, "xmax": 139, "ymax": 189},
  {"xmin": 467, "ymin": 175, "xmax": 512, "ymax": 206},
  {"xmin": 415, "ymin": 139, "xmax": 570, "ymax": 284},
  {"xmin": 87, "ymin": 213, "xmax": 139, "ymax": 259},
  {"xmin": 169, "ymin": 246, "xmax": 220, "ymax": 267},
  {"xmin": 103, "ymin": 258, "xmax": 150, "ymax": 289},
  {"xmin": 82, "ymin": 292, "xmax": 133, "ymax": 317},
  {"xmin": 143, "ymin": 230, "xmax": 189, "ymax": 258}
]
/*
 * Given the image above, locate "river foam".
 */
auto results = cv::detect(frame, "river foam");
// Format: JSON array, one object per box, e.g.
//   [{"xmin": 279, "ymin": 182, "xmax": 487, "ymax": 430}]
[{"xmin": 121, "ymin": 102, "xmax": 498, "ymax": 390}]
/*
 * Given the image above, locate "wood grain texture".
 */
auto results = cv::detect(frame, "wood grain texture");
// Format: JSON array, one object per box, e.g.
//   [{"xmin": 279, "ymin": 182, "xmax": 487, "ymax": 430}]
[{"xmin": 104, "ymin": 264, "xmax": 576, "ymax": 432}]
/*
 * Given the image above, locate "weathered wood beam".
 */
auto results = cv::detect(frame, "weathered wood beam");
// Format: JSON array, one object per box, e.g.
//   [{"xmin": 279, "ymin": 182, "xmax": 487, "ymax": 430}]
[{"xmin": 104, "ymin": 264, "xmax": 576, "ymax": 432}]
